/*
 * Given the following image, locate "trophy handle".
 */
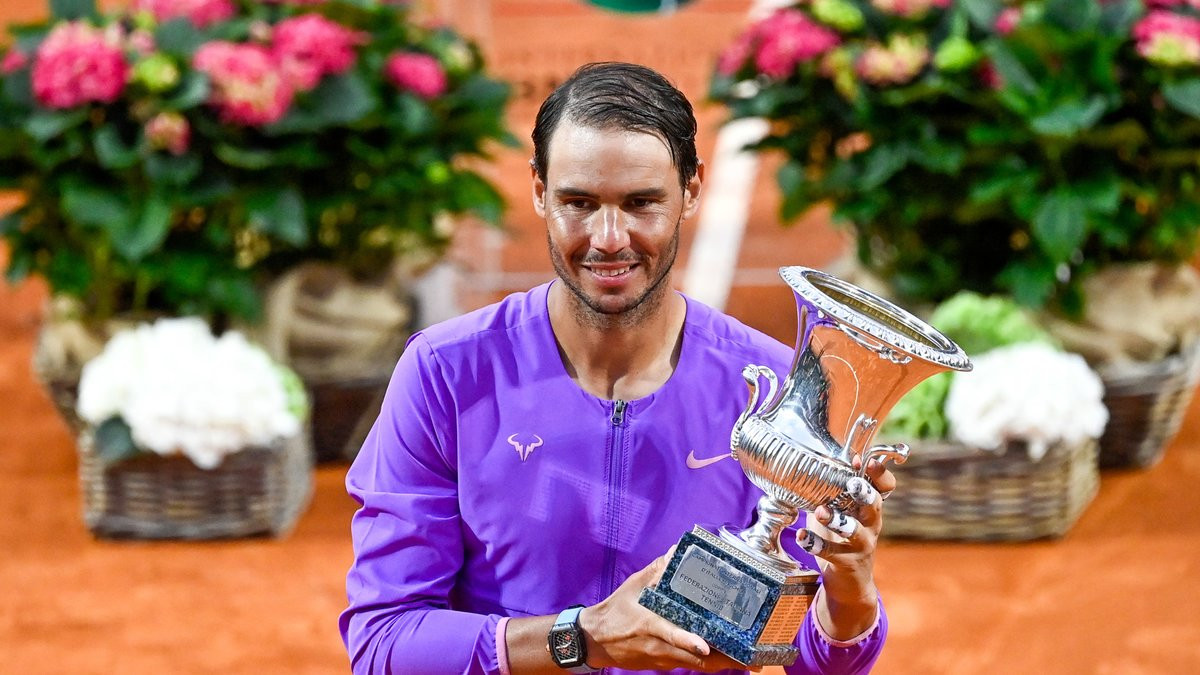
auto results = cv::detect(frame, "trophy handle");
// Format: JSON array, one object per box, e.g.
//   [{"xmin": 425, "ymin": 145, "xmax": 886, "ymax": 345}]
[
  {"xmin": 731, "ymin": 365, "xmax": 778, "ymax": 457},
  {"xmin": 858, "ymin": 443, "xmax": 910, "ymax": 477}
]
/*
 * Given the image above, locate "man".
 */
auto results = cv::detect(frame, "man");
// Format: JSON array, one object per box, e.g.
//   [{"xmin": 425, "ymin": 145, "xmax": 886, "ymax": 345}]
[{"xmin": 341, "ymin": 62, "xmax": 893, "ymax": 674}]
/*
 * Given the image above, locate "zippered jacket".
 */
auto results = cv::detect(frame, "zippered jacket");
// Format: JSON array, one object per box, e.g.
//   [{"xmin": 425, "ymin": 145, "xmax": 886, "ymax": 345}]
[{"xmin": 341, "ymin": 282, "xmax": 887, "ymax": 674}]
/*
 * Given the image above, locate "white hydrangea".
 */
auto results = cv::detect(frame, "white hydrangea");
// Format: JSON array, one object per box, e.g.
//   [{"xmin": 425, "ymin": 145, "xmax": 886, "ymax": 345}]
[
  {"xmin": 945, "ymin": 342, "xmax": 1108, "ymax": 461},
  {"xmin": 77, "ymin": 318, "xmax": 303, "ymax": 469}
]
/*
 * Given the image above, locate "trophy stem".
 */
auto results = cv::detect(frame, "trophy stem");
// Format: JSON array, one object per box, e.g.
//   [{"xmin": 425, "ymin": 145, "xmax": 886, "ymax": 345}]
[{"xmin": 719, "ymin": 495, "xmax": 802, "ymax": 575}]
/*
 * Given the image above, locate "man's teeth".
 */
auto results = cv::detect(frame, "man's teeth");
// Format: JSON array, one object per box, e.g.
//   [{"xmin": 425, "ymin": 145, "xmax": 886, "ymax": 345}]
[{"xmin": 594, "ymin": 267, "xmax": 630, "ymax": 277}]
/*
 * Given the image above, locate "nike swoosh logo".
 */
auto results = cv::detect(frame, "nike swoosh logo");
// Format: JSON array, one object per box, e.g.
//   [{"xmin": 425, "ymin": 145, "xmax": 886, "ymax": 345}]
[{"xmin": 686, "ymin": 450, "xmax": 732, "ymax": 470}]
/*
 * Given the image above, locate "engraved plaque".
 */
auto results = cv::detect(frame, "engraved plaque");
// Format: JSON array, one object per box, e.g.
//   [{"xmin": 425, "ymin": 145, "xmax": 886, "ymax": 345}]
[{"xmin": 668, "ymin": 543, "xmax": 769, "ymax": 630}]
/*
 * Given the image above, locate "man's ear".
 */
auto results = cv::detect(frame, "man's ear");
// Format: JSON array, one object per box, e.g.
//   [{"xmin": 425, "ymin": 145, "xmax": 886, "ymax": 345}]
[
  {"xmin": 531, "ymin": 160, "xmax": 547, "ymax": 218},
  {"xmin": 682, "ymin": 160, "xmax": 704, "ymax": 220}
]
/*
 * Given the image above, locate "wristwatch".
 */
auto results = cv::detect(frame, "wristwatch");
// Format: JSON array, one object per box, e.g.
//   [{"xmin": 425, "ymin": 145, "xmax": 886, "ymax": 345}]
[{"xmin": 548, "ymin": 605, "xmax": 597, "ymax": 673}]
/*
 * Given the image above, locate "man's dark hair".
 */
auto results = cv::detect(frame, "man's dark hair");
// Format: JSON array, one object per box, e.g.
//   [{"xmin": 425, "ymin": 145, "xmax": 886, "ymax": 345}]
[{"xmin": 532, "ymin": 62, "xmax": 699, "ymax": 190}]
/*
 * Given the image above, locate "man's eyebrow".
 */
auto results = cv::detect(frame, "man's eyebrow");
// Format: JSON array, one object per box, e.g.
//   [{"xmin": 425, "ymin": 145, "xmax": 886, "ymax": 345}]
[{"xmin": 553, "ymin": 187, "xmax": 670, "ymax": 199}]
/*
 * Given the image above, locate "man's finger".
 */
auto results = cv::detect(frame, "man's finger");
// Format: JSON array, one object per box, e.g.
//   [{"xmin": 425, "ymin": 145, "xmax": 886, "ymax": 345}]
[
  {"xmin": 827, "ymin": 509, "xmax": 859, "ymax": 538},
  {"xmin": 862, "ymin": 458, "xmax": 897, "ymax": 495}
]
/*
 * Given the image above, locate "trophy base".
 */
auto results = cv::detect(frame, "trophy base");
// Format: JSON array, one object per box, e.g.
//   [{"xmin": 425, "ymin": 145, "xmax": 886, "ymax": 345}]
[{"xmin": 637, "ymin": 526, "xmax": 821, "ymax": 667}]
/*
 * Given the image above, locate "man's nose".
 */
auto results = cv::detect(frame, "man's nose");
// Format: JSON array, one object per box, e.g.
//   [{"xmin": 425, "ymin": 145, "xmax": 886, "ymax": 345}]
[{"xmin": 589, "ymin": 205, "xmax": 630, "ymax": 253}]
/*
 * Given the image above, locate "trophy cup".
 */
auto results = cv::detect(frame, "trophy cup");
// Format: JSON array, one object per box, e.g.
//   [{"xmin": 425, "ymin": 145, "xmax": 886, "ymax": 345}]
[{"xmin": 638, "ymin": 266, "xmax": 971, "ymax": 666}]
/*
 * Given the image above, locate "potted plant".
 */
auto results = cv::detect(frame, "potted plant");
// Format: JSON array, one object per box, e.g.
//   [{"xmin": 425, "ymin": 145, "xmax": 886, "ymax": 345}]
[
  {"xmin": 877, "ymin": 292, "xmax": 1109, "ymax": 540},
  {"xmin": 0, "ymin": 0, "xmax": 514, "ymax": 457},
  {"xmin": 76, "ymin": 316, "xmax": 312, "ymax": 539},
  {"xmin": 710, "ymin": 0, "xmax": 1200, "ymax": 467}
]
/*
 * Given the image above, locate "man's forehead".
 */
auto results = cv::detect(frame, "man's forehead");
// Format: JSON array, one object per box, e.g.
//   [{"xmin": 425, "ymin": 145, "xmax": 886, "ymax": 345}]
[
  {"xmin": 548, "ymin": 119, "xmax": 672, "ymax": 155},
  {"xmin": 545, "ymin": 120, "xmax": 675, "ymax": 174}
]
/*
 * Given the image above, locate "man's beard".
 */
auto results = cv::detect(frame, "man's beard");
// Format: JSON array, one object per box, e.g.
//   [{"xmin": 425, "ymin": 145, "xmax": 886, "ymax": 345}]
[{"xmin": 548, "ymin": 220, "xmax": 680, "ymax": 329}]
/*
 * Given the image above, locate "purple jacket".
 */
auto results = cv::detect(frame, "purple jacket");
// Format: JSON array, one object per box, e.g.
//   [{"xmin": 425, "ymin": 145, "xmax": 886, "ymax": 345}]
[{"xmin": 341, "ymin": 282, "xmax": 886, "ymax": 674}]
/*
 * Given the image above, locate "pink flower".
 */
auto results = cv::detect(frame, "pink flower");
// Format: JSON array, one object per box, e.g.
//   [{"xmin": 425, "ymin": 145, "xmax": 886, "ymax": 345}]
[
  {"xmin": 717, "ymin": 29, "xmax": 756, "ymax": 76},
  {"xmin": 127, "ymin": 29, "xmax": 156, "ymax": 55},
  {"xmin": 856, "ymin": 34, "xmax": 930, "ymax": 86},
  {"xmin": 753, "ymin": 9, "xmax": 840, "ymax": 79},
  {"xmin": 995, "ymin": 7, "xmax": 1022, "ymax": 35},
  {"xmin": 145, "ymin": 111, "xmax": 191, "ymax": 155},
  {"xmin": 871, "ymin": 0, "xmax": 951, "ymax": 19},
  {"xmin": 132, "ymin": 0, "xmax": 235, "ymax": 29},
  {"xmin": 31, "ymin": 22, "xmax": 130, "ymax": 109},
  {"xmin": 1, "ymin": 49, "xmax": 28, "ymax": 74},
  {"xmin": 193, "ymin": 41, "xmax": 294, "ymax": 126},
  {"xmin": 1133, "ymin": 10, "xmax": 1200, "ymax": 66},
  {"xmin": 978, "ymin": 59, "xmax": 1004, "ymax": 90},
  {"xmin": 385, "ymin": 52, "xmax": 448, "ymax": 99},
  {"xmin": 272, "ymin": 14, "xmax": 367, "ymax": 92},
  {"xmin": 1146, "ymin": 0, "xmax": 1200, "ymax": 7}
]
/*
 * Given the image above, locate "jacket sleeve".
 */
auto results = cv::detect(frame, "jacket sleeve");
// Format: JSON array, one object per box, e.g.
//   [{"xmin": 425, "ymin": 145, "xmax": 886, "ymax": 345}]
[
  {"xmin": 785, "ymin": 593, "xmax": 887, "ymax": 675},
  {"xmin": 339, "ymin": 335, "xmax": 505, "ymax": 674},
  {"xmin": 779, "ymin": 521, "xmax": 888, "ymax": 675}
]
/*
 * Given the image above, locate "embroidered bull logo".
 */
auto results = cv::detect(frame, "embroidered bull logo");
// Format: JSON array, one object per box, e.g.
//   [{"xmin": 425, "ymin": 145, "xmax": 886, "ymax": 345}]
[{"xmin": 507, "ymin": 433, "xmax": 544, "ymax": 462}]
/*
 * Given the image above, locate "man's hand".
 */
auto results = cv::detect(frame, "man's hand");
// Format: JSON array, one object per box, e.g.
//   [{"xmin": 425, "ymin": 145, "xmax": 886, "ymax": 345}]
[
  {"xmin": 579, "ymin": 549, "xmax": 754, "ymax": 672},
  {"xmin": 796, "ymin": 456, "xmax": 896, "ymax": 641}
]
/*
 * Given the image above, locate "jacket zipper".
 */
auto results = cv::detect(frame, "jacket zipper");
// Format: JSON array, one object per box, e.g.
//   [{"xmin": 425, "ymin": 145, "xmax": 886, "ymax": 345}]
[{"xmin": 601, "ymin": 400, "xmax": 628, "ymax": 611}]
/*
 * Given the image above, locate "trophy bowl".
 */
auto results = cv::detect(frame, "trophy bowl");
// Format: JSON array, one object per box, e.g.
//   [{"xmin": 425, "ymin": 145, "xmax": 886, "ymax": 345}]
[{"xmin": 639, "ymin": 266, "xmax": 971, "ymax": 666}]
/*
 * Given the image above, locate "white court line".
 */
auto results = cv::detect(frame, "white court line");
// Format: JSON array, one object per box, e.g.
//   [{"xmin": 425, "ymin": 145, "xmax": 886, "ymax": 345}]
[
  {"xmin": 681, "ymin": 117, "xmax": 767, "ymax": 310},
  {"xmin": 680, "ymin": 0, "xmax": 790, "ymax": 310}
]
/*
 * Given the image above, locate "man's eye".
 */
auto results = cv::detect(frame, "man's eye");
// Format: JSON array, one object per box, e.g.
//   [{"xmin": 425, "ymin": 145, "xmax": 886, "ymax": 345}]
[
  {"xmin": 565, "ymin": 199, "xmax": 591, "ymax": 210},
  {"xmin": 628, "ymin": 199, "xmax": 652, "ymax": 209}
]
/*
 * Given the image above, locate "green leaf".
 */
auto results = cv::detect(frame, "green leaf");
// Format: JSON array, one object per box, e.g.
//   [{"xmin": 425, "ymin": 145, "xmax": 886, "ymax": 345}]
[
  {"xmin": 451, "ymin": 171, "xmax": 505, "ymax": 225},
  {"xmin": 167, "ymin": 72, "xmax": 210, "ymax": 110},
  {"xmin": 1074, "ymin": 173, "xmax": 1121, "ymax": 215},
  {"xmin": 0, "ymin": 211, "xmax": 18, "ymax": 236},
  {"xmin": 61, "ymin": 182, "xmax": 131, "ymax": 230},
  {"xmin": 266, "ymin": 72, "xmax": 376, "ymax": 135},
  {"xmin": 859, "ymin": 143, "xmax": 908, "ymax": 190},
  {"xmin": 960, "ymin": 0, "xmax": 1001, "ymax": 31},
  {"xmin": 215, "ymin": 144, "xmax": 276, "ymax": 169},
  {"xmin": 93, "ymin": 417, "xmax": 142, "ymax": 465},
  {"xmin": 777, "ymin": 161, "xmax": 810, "ymax": 221},
  {"xmin": 1032, "ymin": 190, "xmax": 1089, "ymax": 261},
  {"xmin": 1045, "ymin": 0, "xmax": 1099, "ymax": 32},
  {"xmin": 207, "ymin": 274, "xmax": 261, "ymax": 323},
  {"xmin": 154, "ymin": 18, "xmax": 205, "ymax": 56},
  {"xmin": 451, "ymin": 75, "xmax": 510, "ymax": 110},
  {"xmin": 998, "ymin": 259, "xmax": 1057, "ymax": 308},
  {"xmin": 93, "ymin": 125, "xmax": 139, "ymax": 169},
  {"xmin": 1029, "ymin": 96, "xmax": 1108, "ymax": 136},
  {"xmin": 111, "ymin": 194, "xmax": 172, "ymax": 261},
  {"xmin": 2, "ymin": 69, "xmax": 33, "ymax": 108},
  {"xmin": 146, "ymin": 152, "xmax": 202, "ymax": 186},
  {"xmin": 395, "ymin": 95, "xmax": 435, "ymax": 136},
  {"xmin": 24, "ymin": 109, "xmax": 88, "ymax": 142},
  {"xmin": 910, "ymin": 141, "xmax": 965, "ymax": 174},
  {"xmin": 968, "ymin": 163, "xmax": 1041, "ymax": 205},
  {"xmin": 49, "ymin": 0, "xmax": 95, "ymax": 20},
  {"xmin": 1099, "ymin": 0, "xmax": 1141, "ymax": 34},
  {"xmin": 984, "ymin": 42, "xmax": 1039, "ymax": 96},
  {"xmin": 247, "ymin": 187, "xmax": 308, "ymax": 246},
  {"xmin": 1163, "ymin": 79, "xmax": 1200, "ymax": 119}
]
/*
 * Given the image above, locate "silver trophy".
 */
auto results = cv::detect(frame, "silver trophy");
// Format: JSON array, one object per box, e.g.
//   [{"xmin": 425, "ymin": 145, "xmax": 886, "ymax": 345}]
[{"xmin": 640, "ymin": 266, "xmax": 971, "ymax": 666}]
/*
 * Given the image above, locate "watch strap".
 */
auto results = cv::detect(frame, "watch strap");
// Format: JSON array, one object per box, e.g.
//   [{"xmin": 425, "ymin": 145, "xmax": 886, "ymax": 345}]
[{"xmin": 549, "ymin": 605, "xmax": 597, "ymax": 673}]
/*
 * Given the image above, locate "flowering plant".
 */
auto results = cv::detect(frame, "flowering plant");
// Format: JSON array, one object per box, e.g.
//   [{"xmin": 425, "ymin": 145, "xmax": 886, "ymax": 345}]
[
  {"xmin": 945, "ymin": 342, "xmax": 1108, "ymax": 459},
  {"xmin": 881, "ymin": 292, "xmax": 1107, "ymax": 458},
  {"xmin": 76, "ymin": 317, "xmax": 308, "ymax": 468},
  {"xmin": 0, "ymin": 0, "xmax": 512, "ymax": 326},
  {"xmin": 712, "ymin": 0, "xmax": 1200, "ymax": 314}
]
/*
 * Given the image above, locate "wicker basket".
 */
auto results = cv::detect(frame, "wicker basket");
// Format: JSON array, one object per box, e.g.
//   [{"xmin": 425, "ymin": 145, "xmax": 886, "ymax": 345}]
[
  {"xmin": 883, "ymin": 438, "xmax": 1099, "ymax": 541},
  {"xmin": 79, "ymin": 430, "xmax": 314, "ymax": 540},
  {"xmin": 307, "ymin": 375, "xmax": 389, "ymax": 462},
  {"xmin": 1095, "ymin": 342, "xmax": 1200, "ymax": 469}
]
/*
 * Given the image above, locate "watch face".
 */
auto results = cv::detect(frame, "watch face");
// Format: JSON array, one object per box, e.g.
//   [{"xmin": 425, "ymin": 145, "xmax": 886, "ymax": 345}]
[{"xmin": 551, "ymin": 628, "xmax": 583, "ymax": 666}]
